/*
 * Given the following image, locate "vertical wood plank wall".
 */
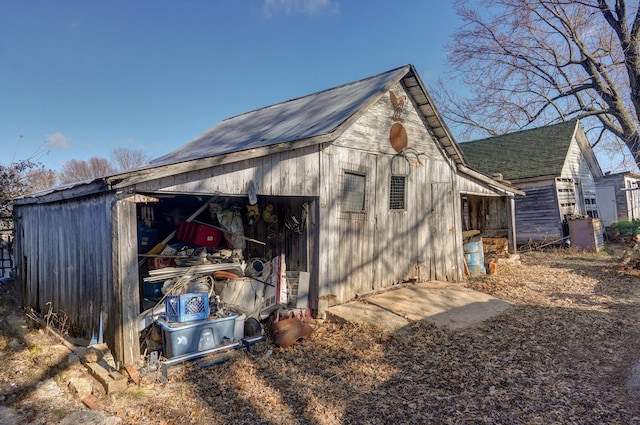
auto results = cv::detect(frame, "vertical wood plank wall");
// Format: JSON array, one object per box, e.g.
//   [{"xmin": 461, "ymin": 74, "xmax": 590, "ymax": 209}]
[
  {"xmin": 319, "ymin": 82, "xmax": 465, "ymax": 304},
  {"xmin": 14, "ymin": 193, "xmax": 115, "ymax": 344}
]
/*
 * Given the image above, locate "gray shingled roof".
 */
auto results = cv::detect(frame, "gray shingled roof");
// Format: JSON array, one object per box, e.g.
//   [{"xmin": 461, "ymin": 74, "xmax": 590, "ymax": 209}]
[
  {"xmin": 459, "ymin": 120, "xmax": 579, "ymax": 181},
  {"xmin": 150, "ymin": 65, "xmax": 411, "ymax": 167}
]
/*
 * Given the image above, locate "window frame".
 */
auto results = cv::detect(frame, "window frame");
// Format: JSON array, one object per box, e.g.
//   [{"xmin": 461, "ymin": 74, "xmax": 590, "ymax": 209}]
[
  {"xmin": 342, "ymin": 171, "xmax": 367, "ymax": 213},
  {"xmin": 389, "ymin": 174, "xmax": 407, "ymax": 211}
]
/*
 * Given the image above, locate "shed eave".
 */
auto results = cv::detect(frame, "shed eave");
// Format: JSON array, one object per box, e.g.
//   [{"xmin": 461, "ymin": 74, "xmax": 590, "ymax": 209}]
[
  {"xmin": 511, "ymin": 174, "xmax": 560, "ymax": 185},
  {"xmin": 108, "ymin": 132, "xmax": 338, "ymax": 189},
  {"xmin": 458, "ymin": 165, "xmax": 525, "ymax": 196},
  {"xmin": 13, "ymin": 179, "xmax": 110, "ymax": 206},
  {"xmin": 402, "ymin": 69, "xmax": 467, "ymax": 166}
]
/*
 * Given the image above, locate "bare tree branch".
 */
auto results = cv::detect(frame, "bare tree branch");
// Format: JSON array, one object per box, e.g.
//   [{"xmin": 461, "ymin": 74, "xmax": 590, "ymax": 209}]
[
  {"xmin": 59, "ymin": 157, "xmax": 115, "ymax": 184},
  {"xmin": 110, "ymin": 147, "xmax": 150, "ymax": 172},
  {"xmin": 437, "ymin": 0, "xmax": 640, "ymax": 170}
]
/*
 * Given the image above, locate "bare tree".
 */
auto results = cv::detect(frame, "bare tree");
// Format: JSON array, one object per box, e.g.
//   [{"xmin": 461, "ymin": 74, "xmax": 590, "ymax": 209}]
[
  {"xmin": 59, "ymin": 157, "xmax": 115, "ymax": 184},
  {"xmin": 435, "ymin": 0, "xmax": 640, "ymax": 169},
  {"xmin": 24, "ymin": 167, "xmax": 58, "ymax": 193},
  {"xmin": 110, "ymin": 147, "xmax": 150, "ymax": 172}
]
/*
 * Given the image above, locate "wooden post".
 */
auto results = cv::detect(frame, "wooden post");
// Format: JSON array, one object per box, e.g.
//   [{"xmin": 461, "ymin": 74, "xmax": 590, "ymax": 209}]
[
  {"xmin": 507, "ymin": 196, "xmax": 517, "ymax": 254},
  {"xmin": 111, "ymin": 197, "xmax": 140, "ymax": 367}
]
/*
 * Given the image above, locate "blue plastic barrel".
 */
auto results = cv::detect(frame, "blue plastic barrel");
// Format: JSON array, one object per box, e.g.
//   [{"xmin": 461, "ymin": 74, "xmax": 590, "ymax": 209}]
[{"xmin": 463, "ymin": 236, "xmax": 486, "ymax": 275}]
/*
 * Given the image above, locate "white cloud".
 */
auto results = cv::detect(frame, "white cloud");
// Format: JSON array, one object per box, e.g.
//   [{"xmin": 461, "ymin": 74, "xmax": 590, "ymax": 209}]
[
  {"xmin": 46, "ymin": 132, "xmax": 70, "ymax": 148},
  {"xmin": 125, "ymin": 137, "xmax": 147, "ymax": 150},
  {"xmin": 263, "ymin": 0, "xmax": 340, "ymax": 17}
]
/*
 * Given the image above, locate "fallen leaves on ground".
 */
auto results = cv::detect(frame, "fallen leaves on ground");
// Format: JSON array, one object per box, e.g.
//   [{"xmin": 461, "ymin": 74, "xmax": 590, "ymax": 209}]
[{"xmin": 3, "ymin": 245, "xmax": 640, "ymax": 424}]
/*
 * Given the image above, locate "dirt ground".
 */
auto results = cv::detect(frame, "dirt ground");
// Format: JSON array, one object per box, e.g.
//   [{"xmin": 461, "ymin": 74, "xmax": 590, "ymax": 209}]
[{"xmin": 3, "ymin": 244, "xmax": 640, "ymax": 424}]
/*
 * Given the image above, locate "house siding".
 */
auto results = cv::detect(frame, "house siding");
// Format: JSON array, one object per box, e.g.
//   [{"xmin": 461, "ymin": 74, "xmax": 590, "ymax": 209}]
[
  {"xmin": 514, "ymin": 180, "xmax": 562, "ymax": 245},
  {"xmin": 561, "ymin": 138, "xmax": 597, "ymax": 215},
  {"xmin": 595, "ymin": 173, "xmax": 640, "ymax": 223},
  {"xmin": 624, "ymin": 176, "xmax": 640, "ymax": 221}
]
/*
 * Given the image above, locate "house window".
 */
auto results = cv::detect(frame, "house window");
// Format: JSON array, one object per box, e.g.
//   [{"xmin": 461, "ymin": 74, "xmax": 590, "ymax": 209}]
[
  {"xmin": 389, "ymin": 175, "xmax": 406, "ymax": 210},
  {"xmin": 343, "ymin": 172, "xmax": 366, "ymax": 212}
]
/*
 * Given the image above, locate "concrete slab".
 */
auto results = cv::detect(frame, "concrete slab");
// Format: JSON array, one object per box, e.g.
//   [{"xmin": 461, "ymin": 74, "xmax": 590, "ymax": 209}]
[
  {"xmin": 326, "ymin": 302, "xmax": 410, "ymax": 330},
  {"xmin": 327, "ymin": 281, "xmax": 511, "ymax": 331}
]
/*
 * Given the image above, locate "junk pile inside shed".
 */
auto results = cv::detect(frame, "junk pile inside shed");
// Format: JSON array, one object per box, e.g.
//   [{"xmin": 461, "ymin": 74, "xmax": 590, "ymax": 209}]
[{"xmin": 135, "ymin": 193, "xmax": 313, "ymax": 364}]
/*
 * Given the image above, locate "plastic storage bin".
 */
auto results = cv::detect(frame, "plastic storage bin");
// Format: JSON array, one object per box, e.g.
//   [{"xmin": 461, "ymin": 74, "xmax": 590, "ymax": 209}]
[
  {"xmin": 176, "ymin": 221, "xmax": 223, "ymax": 247},
  {"xmin": 165, "ymin": 293, "xmax": 210, "ymax": 323},
  {"xmin": 157, "ymin": 313, "xmax": 238, "ymax": 358}
]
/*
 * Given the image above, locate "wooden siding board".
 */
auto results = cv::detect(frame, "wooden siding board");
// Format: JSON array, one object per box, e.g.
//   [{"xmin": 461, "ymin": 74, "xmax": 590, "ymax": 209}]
[
  {"xmin": 134, "ymin": 145, "xmax": 321, "ymax": 197},
  {"xmin": 335, "ymin": 150, "xmax": 378, "ymax": 299},
  {"xmin": 14, "ymin": 193, "xmax": 115, "ymax": 351},
  {"xmin": 431, "ymin": 181, "xmax": 457, "ymax": 280},
  {"xmin": 466, "ymin": 196, "xmax": 509, "ymax": 236},
  {"xmin": 457, "ymin": 172, "xmax": 509, "ymax": 196},
  {"xmin": 561, "ymin": 138, "xmax": 597, "ymax": 201},
  {"xmin": 617, "ymin": 175, "xmax": 631, "ymax": 219},
  {"xmin": 514, "ymin": 182, "xmax": 562, "ymax": 244},
  {"xmin": 318, "ymin": 145, "xmax": 337, "ymax": 303}
]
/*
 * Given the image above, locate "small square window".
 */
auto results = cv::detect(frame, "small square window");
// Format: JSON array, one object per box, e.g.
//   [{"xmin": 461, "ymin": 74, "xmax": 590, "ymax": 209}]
[
  {"xmin": 390, "ymin": 175, "xmax": 406, "ymax": 210},
  {"xmin": 343, "ymin": 172, "xmax": 366, "ymax": 212}
]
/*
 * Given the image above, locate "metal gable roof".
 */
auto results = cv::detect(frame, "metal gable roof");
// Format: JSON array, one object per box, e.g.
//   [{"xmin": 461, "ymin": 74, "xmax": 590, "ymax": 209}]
[
  {"xmin": 149, "ymin": 65, "xmax": 412, "ymax": 167},
  {"xmin": 459, "ymin": 120, "xmax": 580, "ymax": 182}
]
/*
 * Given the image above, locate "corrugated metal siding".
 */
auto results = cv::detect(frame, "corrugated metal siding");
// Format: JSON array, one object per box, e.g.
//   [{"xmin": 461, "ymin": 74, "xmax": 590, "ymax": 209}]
[{"xmin": 14, "ymin": 193, "xmax": 114, "ymax": 340}]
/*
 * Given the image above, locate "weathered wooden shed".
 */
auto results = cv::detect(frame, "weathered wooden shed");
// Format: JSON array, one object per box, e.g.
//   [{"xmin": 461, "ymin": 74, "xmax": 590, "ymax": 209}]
[
  {"xmin": 13, "ymin": 64, "xmax": 520, "ymax": 367},
  {"xmin": 595, "ymin": 171, "xmax": 640, "ymax": 227},
  {"xmin": 460, "ymin": 120, "xmax": 604, "ymax": 246}
]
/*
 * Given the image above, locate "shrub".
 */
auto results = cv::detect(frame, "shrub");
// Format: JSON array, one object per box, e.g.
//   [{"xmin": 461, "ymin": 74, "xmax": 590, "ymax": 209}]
[{"xmin": 607, "ymin": 220, "xmax": 640, "ymax": 236}]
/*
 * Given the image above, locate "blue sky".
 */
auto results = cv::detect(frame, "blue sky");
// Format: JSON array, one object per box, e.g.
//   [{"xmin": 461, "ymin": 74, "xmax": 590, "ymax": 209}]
[{"xmin": 0, "ymin": 0, "xmax": 461, "ymax": 171}]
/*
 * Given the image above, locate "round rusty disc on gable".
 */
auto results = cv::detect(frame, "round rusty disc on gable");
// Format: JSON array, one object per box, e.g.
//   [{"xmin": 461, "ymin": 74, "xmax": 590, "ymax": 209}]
[{"xmin": 390, "ymin": 123, "xmax": 408, "ymax": 152}]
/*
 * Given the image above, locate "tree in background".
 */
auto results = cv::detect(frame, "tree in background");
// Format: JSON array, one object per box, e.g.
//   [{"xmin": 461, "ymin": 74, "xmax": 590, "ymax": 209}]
[
  {"xmin": 24, "ymin": 167, "xmax": 58, "ymax": 192},
  {"xmin": 435, "ymin": 0, "xmax": 640, "ymax": 170},
  {"xmin": 58, "ymin": 148, "xmax": 150, "ymax": 183},
  {"xmin": 111, "ymin": 147, "xmax": 150, "ymax": 172},
  {"xmin": 59, "ymin": 157, "xmax": 116, "ymax": 184},
  {"xmin": 0, "ymin": 160, "xmax": 43, "ymax": 230}
]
